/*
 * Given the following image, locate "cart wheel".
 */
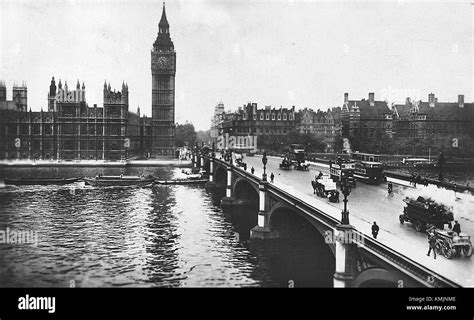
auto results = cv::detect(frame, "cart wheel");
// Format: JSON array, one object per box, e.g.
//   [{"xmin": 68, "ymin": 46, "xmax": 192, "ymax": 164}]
[
  {"xmin": 443, "ymin": 241, "xmax": 453, "ymax": 259},
  {"xmin": 444, "ymin": 247, "xmax": 453, "ymax": 259},
  {"xmin": 414, "ymin": 221, "xmax": 424, "ymax": 232},
  {"xmin": 455, "ymin": 247, "xmax": 462, "ymax": 255},
  {"xmin": 399, "ymin": 215, "xmax": 405, "ymax": 224},
  {"xmin": 463, "ymin": 245, "xmax": 472, "ymax": 258}
]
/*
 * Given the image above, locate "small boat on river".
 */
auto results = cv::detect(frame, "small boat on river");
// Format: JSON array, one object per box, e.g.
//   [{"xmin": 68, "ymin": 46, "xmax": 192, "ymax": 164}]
[
  {"xmin": 83, "ymin": 175, "xmax": 156, "ymax": 186},
  {"xmin": 154, "ymin": 179, "xmax": 208, "ymax": 185},
  {"xmin": 4, "ymin": 177, "xmax": 82, "ymax": 186}
]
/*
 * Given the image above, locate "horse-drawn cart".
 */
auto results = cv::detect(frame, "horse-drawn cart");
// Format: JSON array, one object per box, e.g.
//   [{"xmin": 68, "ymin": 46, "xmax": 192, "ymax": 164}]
[
  {"xmin": 431, "ymin": 228, "xmax": 472, "ymax": 259},
  {"xmin": 312, "ymin": 175, "xmax": 337, "ymax": 201}
]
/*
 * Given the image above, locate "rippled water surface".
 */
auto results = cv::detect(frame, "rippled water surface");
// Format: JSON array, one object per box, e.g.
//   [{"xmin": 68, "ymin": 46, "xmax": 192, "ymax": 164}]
[{"xmin": 0, "ymin": 167, "xmax": 331, "ymax": 287}]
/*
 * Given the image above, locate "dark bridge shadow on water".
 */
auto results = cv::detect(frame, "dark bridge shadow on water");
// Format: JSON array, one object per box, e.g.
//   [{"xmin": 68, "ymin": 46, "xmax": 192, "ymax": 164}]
[
  {"xmin": 208, "ymin": 185, "xmax": 335, "ymax": 287},
  {"xmin": 251, "ymin": 208, "xmax": 336, "ymax": 288}
]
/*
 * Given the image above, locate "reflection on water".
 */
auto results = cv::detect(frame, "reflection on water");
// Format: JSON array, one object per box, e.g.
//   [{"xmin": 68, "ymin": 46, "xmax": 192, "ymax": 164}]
[{"xmin": 0, "ymin": 167, "xmax": 334, "ymax": 287}]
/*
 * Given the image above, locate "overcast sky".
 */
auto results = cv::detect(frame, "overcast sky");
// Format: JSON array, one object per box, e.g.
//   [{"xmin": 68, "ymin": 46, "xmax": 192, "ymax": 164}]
[{"xmin": 1, "ymin": 0, "xmax": 472, "ymax": 130}]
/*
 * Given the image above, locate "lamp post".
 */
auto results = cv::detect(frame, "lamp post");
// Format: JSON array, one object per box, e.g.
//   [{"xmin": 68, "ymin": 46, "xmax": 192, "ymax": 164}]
[
  {"xmin": 262, "ymin": 151, "xmax": 268, "ymax": 181},
  {"xmin": 340, "ymin": 176, "xmax": 351, "ymax": 225}
]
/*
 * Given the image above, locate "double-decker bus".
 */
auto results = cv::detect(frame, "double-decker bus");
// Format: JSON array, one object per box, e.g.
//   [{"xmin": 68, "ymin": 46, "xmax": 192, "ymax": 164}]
[{"xmin": 350, "ymin": 152, "xmax": 385, "ymax": 184}]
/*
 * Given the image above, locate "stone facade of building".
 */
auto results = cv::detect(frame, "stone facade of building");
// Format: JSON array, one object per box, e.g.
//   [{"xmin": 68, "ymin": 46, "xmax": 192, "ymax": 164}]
[
  {"xmin": 0, "ymin": 79, "xmax": 152, "ymax": 160},
  {"xmin": 221, "ymin": 103, "xmax": 295, "ymax": 137},
  {"xmin": 210, "ymin": 100, "xmax": 225, "ymax": 143},
  {"xmin": 295, "ymin": 107, "xmax": 342, "ymax": 151},
  {"xmin": 392, "ymin": 93, "xmax": 474, "ymax": 141},
  {"xmin": 341, "ymin": 92, "xmax": 394, "ymax": 140}
]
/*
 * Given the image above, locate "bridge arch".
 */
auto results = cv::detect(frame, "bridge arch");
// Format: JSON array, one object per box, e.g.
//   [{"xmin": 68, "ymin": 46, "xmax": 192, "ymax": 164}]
[
  {"xmin": 264, "ymin": 202, "xmax": 336, "ymax": 287},
  {"xmin": 233, "ymin": 177, "xmax": 259, "ymax": 200},
  {"xmin": 268, "ymin": 202, "xmax": 335, "ymax": 256},
  {"xmin": 353, "ymin": 268, "xmax": 400, "ymax": 288}
]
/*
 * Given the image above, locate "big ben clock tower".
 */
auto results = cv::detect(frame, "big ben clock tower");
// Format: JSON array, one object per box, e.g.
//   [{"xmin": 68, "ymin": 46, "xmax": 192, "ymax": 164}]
[{"xmin": 151, "ymin": 2, "xmax": 176, "ymax": 156}]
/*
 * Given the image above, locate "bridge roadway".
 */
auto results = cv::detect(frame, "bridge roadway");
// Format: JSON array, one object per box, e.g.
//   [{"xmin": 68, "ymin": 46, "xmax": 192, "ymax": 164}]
[{"xmin": 242, "ymin": 155, "xmax": 474, "ymax": 287}]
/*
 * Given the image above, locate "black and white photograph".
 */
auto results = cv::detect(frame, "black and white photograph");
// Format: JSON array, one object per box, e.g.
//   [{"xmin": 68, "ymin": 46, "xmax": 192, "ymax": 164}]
[{"xmin": 0, "ymin": 0, "xmax": 473, "ymax": 316}]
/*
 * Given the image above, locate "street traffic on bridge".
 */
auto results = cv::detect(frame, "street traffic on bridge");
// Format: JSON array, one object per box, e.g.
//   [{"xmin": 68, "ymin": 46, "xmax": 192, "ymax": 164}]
[{"xmin": 240, "ymin": 154, "xmax": 474, "ymax": 287}]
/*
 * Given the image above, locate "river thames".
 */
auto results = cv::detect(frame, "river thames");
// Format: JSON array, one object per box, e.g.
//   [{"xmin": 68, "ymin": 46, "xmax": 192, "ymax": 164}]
[{"xmin": 0, "ymin": 166, "xmax": 332, "ymax": 287}]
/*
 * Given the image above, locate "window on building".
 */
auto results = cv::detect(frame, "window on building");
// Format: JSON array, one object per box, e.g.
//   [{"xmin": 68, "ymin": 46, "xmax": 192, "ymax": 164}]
[
  {"xmin": 44, "ymin": 125, "xmax": 52, "ymax": 135},
  {"xmin": 43, "ymin": 141, "xmax": 51, "ymax": 150},
  {"xmin": 253, "ymin": 114, "xmax": 257, "ymax": 120},
  {"xmin": 265, "ymin": 113, "xmax": 270, "ymax": 120},
  {"xmin": 278, "ymin": 114, "xmax": 281, "ymax": 120},
  {"xmin": 260, "ymin": 113, "xmax": 264, "ymax": 120},
  {"xmin": 64, "ymin": 140, "xmax": 75, "ymax": 150},
  {"xmin": 20, "ymin": 124, "xmax": 28, "ymax": 135},
  {"xmin": 63, "ymin": 124, "xmax": 76, "ymax": 135},
  {"xmin": 283, "ymin": 113, "xmax": 287, "ymax": 121},
  {"xmin": 271, "ymin": 113, "xmax": 275, "ymax": 120}
]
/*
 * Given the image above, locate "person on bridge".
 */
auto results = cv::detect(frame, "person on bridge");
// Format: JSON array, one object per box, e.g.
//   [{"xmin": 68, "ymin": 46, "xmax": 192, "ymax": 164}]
[
  {"xmin": 371, "ymin": 222, "xmax": 379, "ymax": 239},
  {"xmin": 452, "ymin": 221, "xmax": 461, "ymax": 235},
  {"xmin": 387, "ymin": 181, "xmax": 393, "ymax": 195},
  {"xmin": 427, "ymin": 232, "xmax": 437, "ymax": 259},
  {"xmin": 251, "ymin": 167, "xmax": 255, "ymax": 175},
  {"xmin": 316, "ymin": 171, "xmax": 323, "ymax": 180},
  {"xmin": 270, "ymin": 172, "xmax": 275, "ymax": 183}
]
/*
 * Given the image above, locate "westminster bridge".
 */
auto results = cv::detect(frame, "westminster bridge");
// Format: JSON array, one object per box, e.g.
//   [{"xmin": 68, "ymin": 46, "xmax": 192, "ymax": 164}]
[{"xmin": 189, "ymin": 151, "xmax": 470, "ymax": 288}]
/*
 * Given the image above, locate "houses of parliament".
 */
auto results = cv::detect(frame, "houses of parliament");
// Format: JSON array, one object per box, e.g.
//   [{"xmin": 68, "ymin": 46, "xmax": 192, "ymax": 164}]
[{"xmin": 0, "ymin": 3, "xmax": 176, "ymax": 160}]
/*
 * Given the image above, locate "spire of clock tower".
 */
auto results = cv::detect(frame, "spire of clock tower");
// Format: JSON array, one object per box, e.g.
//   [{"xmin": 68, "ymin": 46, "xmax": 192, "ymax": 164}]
[
  {"xmin": 153, "ymin": 2, "xmax": 174, "ymax": 51},
  {"xmin": 159, "ymin": 2, "xmax": 169, "ymax": 33}
]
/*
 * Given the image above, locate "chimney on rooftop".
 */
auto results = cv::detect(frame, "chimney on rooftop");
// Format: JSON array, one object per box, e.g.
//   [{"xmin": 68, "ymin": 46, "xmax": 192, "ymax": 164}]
[
  {"xmin": 344, "ymin": 93, "xmax": 349, "ymax": 104},
  {"xmin": 458, "ymin": 94, "xmax": 464, "ymax": 108},
  {"xmin": 428, "ymin": 93, "xmax": 436, "ymax": 108},
  {"xmin": 405, "ymin": 97, "xmax": 411, "ymax": 106},
  {"xmin": 369, "ymin": 92, "xmax": 375, "ymax": 106}
]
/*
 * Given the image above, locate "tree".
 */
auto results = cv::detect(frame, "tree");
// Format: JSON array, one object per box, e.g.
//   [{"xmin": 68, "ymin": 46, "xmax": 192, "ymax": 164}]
[
  {"xmin": 333, "ymin": 133, "xmax": 344, "ymax": 153},
  {"xmin": 283, "ymin": 129, "xmax": 325, "ymax": 153},
  {"xmin": 175, "ymin": 123, "xmax": 197, "ymax": 148},
  {"xmin": 196, "ymin": 130, "xmax": 211, "ymax": 146}
]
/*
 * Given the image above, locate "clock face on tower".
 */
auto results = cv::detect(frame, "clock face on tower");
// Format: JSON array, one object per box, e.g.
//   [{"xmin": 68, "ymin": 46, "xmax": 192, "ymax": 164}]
[{"xmin": 157, "ymin": 56, "xmax": 170, "ymax": 69}]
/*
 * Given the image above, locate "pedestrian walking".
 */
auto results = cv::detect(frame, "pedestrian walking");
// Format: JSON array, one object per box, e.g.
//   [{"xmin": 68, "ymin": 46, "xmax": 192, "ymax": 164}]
[
  {"xmin": 270, "ymin": 172, "xmax": 274, "ymax": 183},
  {"xmin": 251, "ymin": 167, "xmax": 255, "ymax": 175},
  {"xmin": 427, "ymin": 232, "xmax": 437, "ymax": 259},
  {"xmin": 371, "ymin": 222, "xmax": 379, "ymax": 239}
]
